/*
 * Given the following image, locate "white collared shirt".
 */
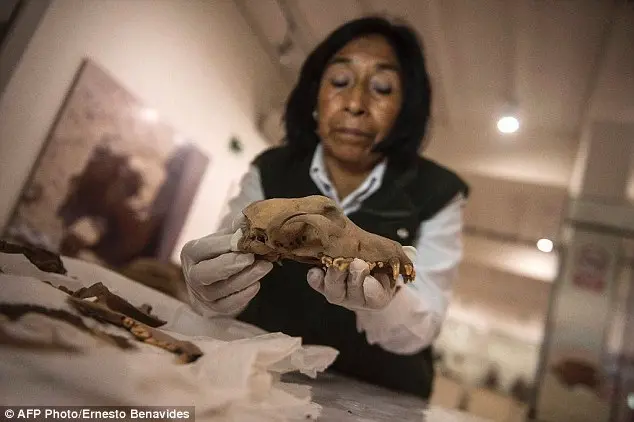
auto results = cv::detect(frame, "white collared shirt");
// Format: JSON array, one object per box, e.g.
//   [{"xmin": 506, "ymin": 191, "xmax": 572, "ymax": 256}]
[
  {"xmin": 308, "ymin": 144, "xmax": 387, "ymax": 214},
  {"xmin": 217, "ymin": 145, "xmax": 466, "ymax": 355}
]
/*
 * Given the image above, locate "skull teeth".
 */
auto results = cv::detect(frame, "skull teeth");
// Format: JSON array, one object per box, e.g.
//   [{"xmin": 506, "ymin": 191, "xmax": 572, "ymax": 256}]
[
  {"xmin": 320, "ymin": 256, "xmax": 415, "ymax": 283},
  {"xmin": 403, "ymin": 264, "xmax": 415, "ymax": 283},
  {"xmin": 389, "ymin": 258, "xmax": 400, "ymax": 281},
  {"xmin": 332, "ymin": 257, "xmax": 353, "ymax": 271}
]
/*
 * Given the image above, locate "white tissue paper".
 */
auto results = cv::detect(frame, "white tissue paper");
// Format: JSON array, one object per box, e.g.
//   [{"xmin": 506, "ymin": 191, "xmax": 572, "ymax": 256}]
[{"xmin": 0, "ymin": 252, "xmax": 339, "ymax": 421}]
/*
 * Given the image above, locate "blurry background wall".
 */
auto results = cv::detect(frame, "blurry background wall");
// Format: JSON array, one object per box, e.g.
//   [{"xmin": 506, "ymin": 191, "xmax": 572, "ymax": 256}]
[{"xmin": 0, "ymin": 0, "xmax": 288, "ymax": 263}]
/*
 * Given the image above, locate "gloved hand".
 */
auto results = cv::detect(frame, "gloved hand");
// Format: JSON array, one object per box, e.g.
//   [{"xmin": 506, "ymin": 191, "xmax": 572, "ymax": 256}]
[
  {"xmin": 306, "ymin": 258, "xmax": 399, "ymax": 311},
  {"xmin": 180, "ymin": 214, "xmax": 273, "ymax": 315}
]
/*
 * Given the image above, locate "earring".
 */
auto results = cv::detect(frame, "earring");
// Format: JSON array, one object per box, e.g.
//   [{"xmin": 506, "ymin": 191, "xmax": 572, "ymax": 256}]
[{"xmin": 312, "ymin": 110, "xmax": 318, "ymax": 120}]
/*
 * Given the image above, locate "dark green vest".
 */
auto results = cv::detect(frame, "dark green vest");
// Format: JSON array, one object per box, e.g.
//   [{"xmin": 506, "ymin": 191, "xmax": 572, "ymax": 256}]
[{"xmin": 236, "ymin": 145, "xmax": 469, "ymax": 399}]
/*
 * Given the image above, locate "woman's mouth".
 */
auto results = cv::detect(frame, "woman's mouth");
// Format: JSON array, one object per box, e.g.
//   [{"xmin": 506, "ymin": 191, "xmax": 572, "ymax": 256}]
[{"xmin": 332, "ymin": 127, "xmax": 374, "ymax": 140}]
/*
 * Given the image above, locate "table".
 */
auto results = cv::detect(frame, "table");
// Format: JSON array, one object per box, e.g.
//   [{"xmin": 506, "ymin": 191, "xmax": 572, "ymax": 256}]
[
  {"xmin": 0, "ymin": 250, "xmax": 491, "ymax": 421},
  {"xmin": 284, "ymin": 372, "xmax": 492, "ymax": 422}
]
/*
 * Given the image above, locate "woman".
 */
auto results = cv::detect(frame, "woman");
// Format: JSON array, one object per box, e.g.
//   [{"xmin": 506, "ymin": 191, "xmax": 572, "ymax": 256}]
[{"xmin": 180, "ymin": 16, "xmax": 469, "ymax": 399}]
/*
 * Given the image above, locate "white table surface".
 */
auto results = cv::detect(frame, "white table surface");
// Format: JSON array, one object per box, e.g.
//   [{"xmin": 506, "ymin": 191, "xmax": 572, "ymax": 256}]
[{"xmin": 285, "ymin": 372, "xmax": 492, "ymax": 422}]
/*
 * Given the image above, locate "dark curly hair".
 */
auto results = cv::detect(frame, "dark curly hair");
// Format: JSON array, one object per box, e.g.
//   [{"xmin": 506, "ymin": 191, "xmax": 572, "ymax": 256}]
[{"xmin": 283, "ymin": 16, "xmax": 432, "ymax": 165}]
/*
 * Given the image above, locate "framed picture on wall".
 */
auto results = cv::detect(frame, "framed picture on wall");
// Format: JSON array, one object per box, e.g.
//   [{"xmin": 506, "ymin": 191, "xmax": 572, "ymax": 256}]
[{"xmin": 2, "ymin": 58, "xmax": 209, "ymax": 269}]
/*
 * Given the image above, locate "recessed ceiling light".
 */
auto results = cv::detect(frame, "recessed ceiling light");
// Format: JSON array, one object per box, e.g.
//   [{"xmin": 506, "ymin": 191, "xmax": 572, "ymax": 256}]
[
  {"xmin": 537, "ymin": 238, "xmax": 553, "ymax": 253},
  {"xmin": 140, "ymin": 107, "xmax": 159, "ymax": 122},
  {"xmin": 497, "ymin": 115, "xmax": 519, "ymax": 133}
]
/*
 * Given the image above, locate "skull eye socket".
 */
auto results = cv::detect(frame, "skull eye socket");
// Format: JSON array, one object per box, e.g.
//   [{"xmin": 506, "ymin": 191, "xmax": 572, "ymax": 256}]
[
  {"xmin": 253, "ymin": 229, "xmax": 267, "ymax": 243},
  {"xmin": 322, "ymin": 205, "xmax": 345, "ymax": 228},
  {"xmin": 322, "ymin": 205, "xmax": 338, "ymax": 218}
]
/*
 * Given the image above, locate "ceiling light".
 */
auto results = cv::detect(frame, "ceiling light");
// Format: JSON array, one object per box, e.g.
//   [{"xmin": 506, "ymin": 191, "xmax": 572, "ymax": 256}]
[
  {"xmin": 140, "ymin": 108, "xmax": 159, "ymax": 122},
  {"xmin": 497, "ymin": 115, "xmax": 519, "ymax": 134},
  {"xmin": 537, "ymin": 238, "xmax": 553, "ymax": 253}
]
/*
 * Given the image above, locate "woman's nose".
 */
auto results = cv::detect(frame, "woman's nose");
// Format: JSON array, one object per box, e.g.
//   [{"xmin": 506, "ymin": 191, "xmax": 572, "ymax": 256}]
[{"xmin": 344, "ymin": 86, "xmax": 367, "ymax": 116}]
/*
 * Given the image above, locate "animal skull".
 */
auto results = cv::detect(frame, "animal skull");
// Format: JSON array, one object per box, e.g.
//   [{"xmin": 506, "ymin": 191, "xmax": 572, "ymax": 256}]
[{"xmin": 231, "ymin": 195, "xmax": 416, "ymax": 285}]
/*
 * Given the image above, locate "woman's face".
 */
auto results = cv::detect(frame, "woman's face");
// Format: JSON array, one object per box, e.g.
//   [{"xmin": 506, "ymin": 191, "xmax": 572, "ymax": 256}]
[{"xmin": 316, "ymin": 34, "xmax": 403, "ymax": 169}]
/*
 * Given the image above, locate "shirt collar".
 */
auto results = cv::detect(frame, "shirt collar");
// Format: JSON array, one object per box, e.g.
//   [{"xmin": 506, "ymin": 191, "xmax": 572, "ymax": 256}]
[{"xmin": 309, "ymin": 144, "xmax": 387, "ymax": 212}]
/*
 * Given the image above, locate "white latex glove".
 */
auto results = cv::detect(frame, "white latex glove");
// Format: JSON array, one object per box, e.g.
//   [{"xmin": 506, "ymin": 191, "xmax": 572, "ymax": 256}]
[
  {"xmin": 180, "ymin": 214, "xmax": 273, "ymax": 315},
  {"xmin": 306, "ymin": 258, "xmax": 399, "ymax": 311}
]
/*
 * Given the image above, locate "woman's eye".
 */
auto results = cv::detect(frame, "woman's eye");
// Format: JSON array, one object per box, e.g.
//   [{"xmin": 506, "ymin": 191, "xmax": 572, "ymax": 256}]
[
  {"xmin": 372, "ymin": 81, "xmax": 393, "ymax": 95},
  {"xmin": 330, "ymin": 76, "xmax": 349, "ymax": 88}
]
